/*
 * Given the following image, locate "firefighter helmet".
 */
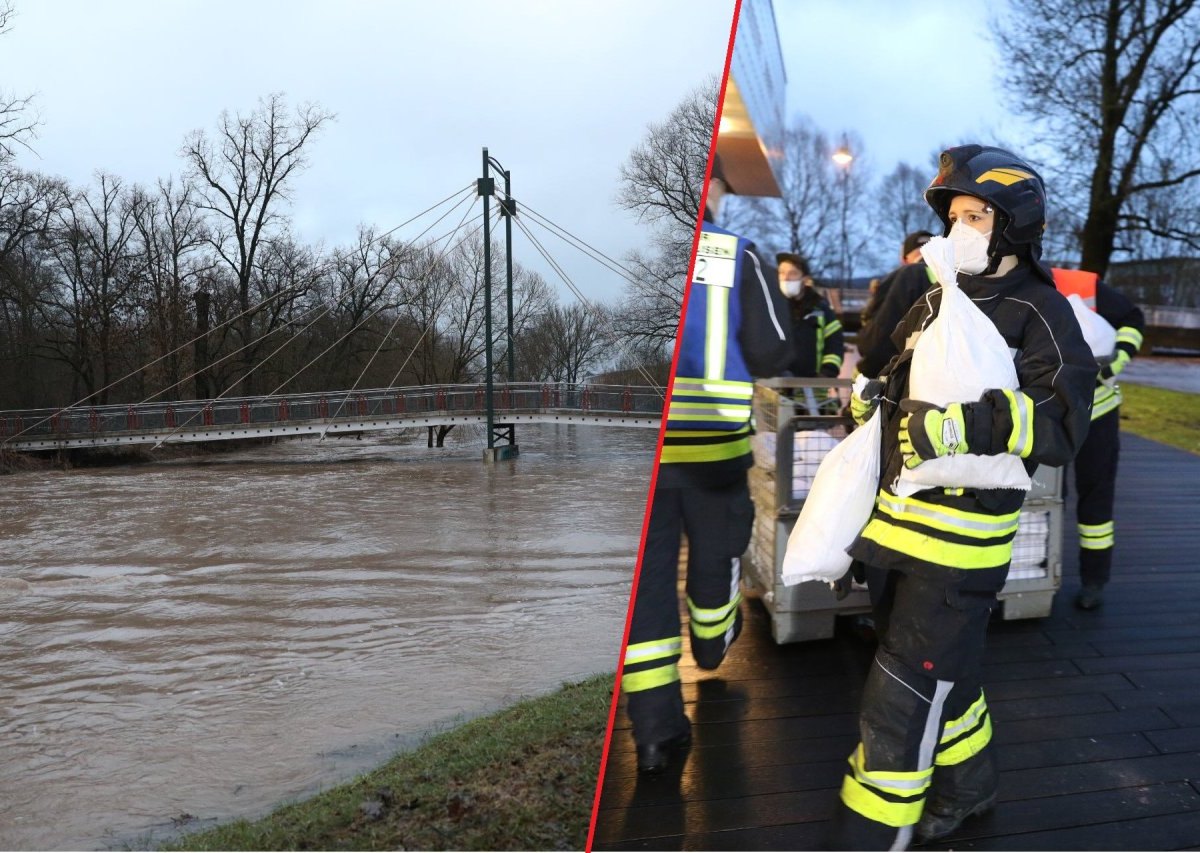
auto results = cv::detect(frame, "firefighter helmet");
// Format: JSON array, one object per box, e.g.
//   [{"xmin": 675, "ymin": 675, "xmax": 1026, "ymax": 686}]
[{"xmin": 924, "ymin": 145, "xmax": 1047, "ymax": 274}]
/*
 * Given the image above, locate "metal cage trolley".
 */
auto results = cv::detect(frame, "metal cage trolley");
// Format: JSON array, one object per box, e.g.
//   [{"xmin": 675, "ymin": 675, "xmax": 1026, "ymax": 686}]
[{"xmin": 743, "ymin": 377, "xmax": 1064, "ymax": 643}]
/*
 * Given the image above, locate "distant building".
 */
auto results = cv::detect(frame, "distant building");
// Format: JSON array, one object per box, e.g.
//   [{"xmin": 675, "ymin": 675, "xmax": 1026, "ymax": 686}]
[
  {"xmin": 1104, "ymin": 256, "xmax": 1200, "ymax": 309},
  {"xmin": 717, "ymin": 0, "xmax": 785, "ymax": 198}
]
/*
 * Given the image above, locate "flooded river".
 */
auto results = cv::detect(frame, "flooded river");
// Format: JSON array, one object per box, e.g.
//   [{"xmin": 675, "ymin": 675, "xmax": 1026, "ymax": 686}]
[{"xmin": 0, "ymin": 424, "xmax": 654, "ymax": 850}]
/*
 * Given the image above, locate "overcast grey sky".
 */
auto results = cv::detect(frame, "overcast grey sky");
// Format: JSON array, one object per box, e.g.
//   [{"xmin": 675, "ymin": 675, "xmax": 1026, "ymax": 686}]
[
  {"xmin": 0, "ymin": 0, "xmax": 737, "ymax": 302},
  {"xmin": 775, "ymin": 0, "xmax": 1029, "ymax": 182}
]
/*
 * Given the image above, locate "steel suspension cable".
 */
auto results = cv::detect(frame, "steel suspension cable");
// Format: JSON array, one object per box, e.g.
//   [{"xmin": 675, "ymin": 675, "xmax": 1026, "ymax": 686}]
[
  {"xmin": 509, "ymin": 213, "xmax": 663, "ymax": 396},
  {"xmin": 2, "ymin": 183, "xmax": 476, "ymax": 447},
  {"xmin": 149, "ymin": 202, "xmax": 485, "ymax": 449}
]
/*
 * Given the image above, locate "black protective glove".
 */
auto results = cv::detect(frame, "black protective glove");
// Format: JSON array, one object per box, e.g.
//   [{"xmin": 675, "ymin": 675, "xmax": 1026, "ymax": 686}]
[{"xmin": 832, "ymin": 567, "xmax": 856, "ymax": 601}]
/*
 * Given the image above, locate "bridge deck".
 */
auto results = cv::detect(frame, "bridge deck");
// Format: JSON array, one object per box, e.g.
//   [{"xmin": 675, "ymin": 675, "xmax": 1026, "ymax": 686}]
[
  {"xmin": 594, "ymin": 433, "xmax": 1200, "ymax": 851},
  {"xmin": 0, "ymin": 383, "xmax": 663, "ymax": 450}
]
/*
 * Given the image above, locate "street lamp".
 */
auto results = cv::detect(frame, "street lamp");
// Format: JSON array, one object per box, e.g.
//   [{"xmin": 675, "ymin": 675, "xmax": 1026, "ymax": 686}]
[{"xmin": 832, "ymin": 139, "xmax": 854, "ymax": 291}]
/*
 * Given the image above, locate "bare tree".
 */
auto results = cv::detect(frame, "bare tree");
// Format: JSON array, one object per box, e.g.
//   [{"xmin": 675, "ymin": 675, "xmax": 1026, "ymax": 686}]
[
  {"xmin": 995, "ymin": 0, "xmax": 1200, "ymax": 274},
  {"xmin": 0, "ymin": 2, "xmax": 39, "ymax": 159},
  {"xmin": 612, "ymin": 78, "xmax": 718, "ymax": 350},
  {"xmin": 516, "ymin": 301, "xmax": 611, "ymax": 384},
  {"xmin": 612, "ymin": 237, "xmax": 688, "ymax": 347},
  {"xmin": 878, "ymin": 161, "xmax": 942, "ymax": 252},
  {"xmin": 129, "ymin": 178, "xmax": 209, "ymax": 399},
  {"xmin": 617, "ymin": 77, "xmax": 718, "ymax": 261},
  {"xmin": 181, "ymin": 93, "xmax": 334, "ymax": 393},
  {"xmin": 723, "ymin": 118, "xmax": 878, "ymax": 280},
  {"xmin": 42, "ymin": 173, "xmax": 141, "ymax": 403}
]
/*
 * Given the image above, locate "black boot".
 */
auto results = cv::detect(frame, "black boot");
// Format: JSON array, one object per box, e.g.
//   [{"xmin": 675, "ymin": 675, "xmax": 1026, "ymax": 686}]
[
  {"xmin": 916, "ymin": 749, "xmax": 997, "ymax": 843},
  {"xmin": 1075, "ymin": 583, "xmax": 1104, "ymax": 610},
  {"xmin": 635, "ymin": 717, "xmax": 692, "ymax": 775}
]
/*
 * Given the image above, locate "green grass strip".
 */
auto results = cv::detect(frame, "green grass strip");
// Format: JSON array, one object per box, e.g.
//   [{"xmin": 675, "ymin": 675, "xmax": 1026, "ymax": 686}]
[
  {"xmin": 1119, "ymin": 382, "xmax": 1200, "ymax": 456},
  {"xmin": 168, "ymin": 673, "xmax": 615, "ymax": 851}
]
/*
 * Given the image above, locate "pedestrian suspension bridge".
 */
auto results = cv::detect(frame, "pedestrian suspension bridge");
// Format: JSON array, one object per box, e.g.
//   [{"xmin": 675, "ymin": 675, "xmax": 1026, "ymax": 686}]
[
  {"xmin": 0, "ymin": 148, "xmax": 669, "ymax": 459},
  {"xmin": 0, "ymin": 382, "xmax": 662, "ymax": 452}
]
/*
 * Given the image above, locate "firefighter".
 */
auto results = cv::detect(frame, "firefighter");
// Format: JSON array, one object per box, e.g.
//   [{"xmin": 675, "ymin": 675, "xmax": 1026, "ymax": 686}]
[
  {"xmin": 836, "ymin": 145, "xmax": 1097, "ymax": 849},
  {"xmin": 777, "ymin": 252, "xmax": 845, "ymax": 380},
  {"xmin": 857, "ymin": 231, "xmax": 937, "ymax": 378},
  {"xmin": 1050, "ymin": 268, "xmax": 1145, "ymax": 610},
  {"xmin": 620, "ymin": 155, "xmax": 791, "ymax": 775}
]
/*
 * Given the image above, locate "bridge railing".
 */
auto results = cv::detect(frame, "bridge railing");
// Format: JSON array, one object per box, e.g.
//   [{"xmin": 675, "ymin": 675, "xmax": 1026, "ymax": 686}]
[{"xmin": 0, "ymin": 382, "xmax": 665, "ymax": 441}]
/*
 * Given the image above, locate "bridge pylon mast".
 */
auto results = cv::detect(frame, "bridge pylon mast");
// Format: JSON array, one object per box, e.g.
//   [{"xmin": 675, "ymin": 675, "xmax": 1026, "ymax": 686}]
[{"xmin": 480, "ymin": 147, "xmax": 519, "ymax": 462}]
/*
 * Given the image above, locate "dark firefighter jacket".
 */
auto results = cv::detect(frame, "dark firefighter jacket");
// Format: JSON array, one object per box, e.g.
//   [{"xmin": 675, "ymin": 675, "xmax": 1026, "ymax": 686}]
[
  {"xmin": 1053, "ymin": 273, "xmax": 1146, "ymax": 421},
  {"xmin": 848, "ymin": 261, "xmax": 1098, "ymax": 589},
  {"xmin": 786, "ymin": 287, "xmax": 845, "ymax": 378},
  {"xmin": 856, "ymin": 262, "xmax": 937, "ymax": 378}
]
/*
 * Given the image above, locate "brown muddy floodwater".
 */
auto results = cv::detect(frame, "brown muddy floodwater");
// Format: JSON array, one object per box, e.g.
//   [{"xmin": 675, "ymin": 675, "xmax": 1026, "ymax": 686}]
[{"xmin": 0, "ymin": 424, "xmax": 655, "ymax": 850}]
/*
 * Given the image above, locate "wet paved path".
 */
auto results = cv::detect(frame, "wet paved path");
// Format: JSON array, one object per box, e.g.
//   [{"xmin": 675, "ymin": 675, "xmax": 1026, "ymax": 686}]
[{"xmin": 595, "ymin": 433, "xmax": 1200, "ymax": 851}]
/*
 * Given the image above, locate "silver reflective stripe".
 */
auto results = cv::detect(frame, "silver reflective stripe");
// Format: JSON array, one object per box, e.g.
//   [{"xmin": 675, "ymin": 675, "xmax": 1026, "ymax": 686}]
[
  {"xmin": 689, "ymin": 596, "xmax": 740, "ymax": 623},
  {"xmin": 877, "ymin": 495, "xmax": 1019, "ymax": 535},
  {"xmin": 1009, "ymin": 390, "xmax": 1031, "ymax": 456},
  {"xmin": 624, "ymin": 638, "xmax": 683, "ymax": 665},
  {"xmin": 706, "ymin": 286, "xmax": 729, "ymax": 380}
]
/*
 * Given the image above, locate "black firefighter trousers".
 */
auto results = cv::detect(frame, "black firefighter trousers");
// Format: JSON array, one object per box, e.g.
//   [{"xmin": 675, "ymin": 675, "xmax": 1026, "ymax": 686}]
[
  {"xmin": 1071, "ymin": 407, "xmax": 1121, "ymax": 586},
  {"xmin": 622, "ymin": 473, "xmax": 754, "ymax": 747},
  {"xmin": 833, "ymin": 565, "xmax": 1003, "ymax": 850}
]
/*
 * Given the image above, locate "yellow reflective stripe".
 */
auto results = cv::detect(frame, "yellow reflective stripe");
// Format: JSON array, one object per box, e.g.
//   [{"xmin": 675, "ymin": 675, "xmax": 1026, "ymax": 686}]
[
  {"xmin": 667, "ymin": 402, "xmax": 752, "ymax": 415},
  {"xmin": 688, "ymin": 593, "xmax": 741, "ymax": 624},
  {"xmin": 861, "ymin": 517, "xmax": 1014, "ymax": 569},
  {"xmin": 840, "ymin": 745, "xmax": 930, "ymax": 827},
  {"xmin": 940, "ymin": 692, "xmax": 987, "ymax": 743},
  {"xmin": 937, "ymin": 713, "xmax": 993, "ymax": 766},
  {"xmin": 671, "ymin": 378, "xmax": 754, "ymax": 398},
  {"xmin": 666, "ymin": 415, "xmax": 751, "ymax": 425},
  {"xmin": 690, "ymin": 609, "xmax": 738, "ymax": 639},
  {"xmin": 876, "ymin": 493, "xmax": 1020, "ymax": 539},
  {"xmin": 663, "ymin": 428, "xmax": 749, "ymax": 438},
  {"xmin": 659, "ymin": 436, "xmax": 752, "ymax": 464},
  {"xmin": 1002, "ymin": 389, "xmax": 1034, "ymax": 458},
  {"xmin": 825, "ymin": 319, "xmax": 843, "ymax": 337},
  {"xmin": 822, "ymin": 354, "xmax": 844, "ymax": 368},
  {"xmin": 621, "ymin": 662, "xmax": 679, "ymax": 693},
  {"xmin": 705, "ymin": 286, "xmax": 729, "ymax": 380},
  {"xmin": 624, "ymin": 637, "xmax": 682, "ymax": 665},
  {"xmin": 1116, "ymin": 327, "xmax": 1144, "ymax": 349},
  {"xmin": 1092, "ymin": 384, "xmax": 1122, "ymax": 419},
  {"xmin": 1079, "ymin": 521, "xmax": 1115, "ymax": 549}
]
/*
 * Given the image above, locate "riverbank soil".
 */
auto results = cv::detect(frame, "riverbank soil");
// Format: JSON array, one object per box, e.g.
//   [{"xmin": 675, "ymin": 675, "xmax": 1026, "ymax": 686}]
[{"xmin": 168, "ymin": 674, "xmax": 614, "ymax": 851}]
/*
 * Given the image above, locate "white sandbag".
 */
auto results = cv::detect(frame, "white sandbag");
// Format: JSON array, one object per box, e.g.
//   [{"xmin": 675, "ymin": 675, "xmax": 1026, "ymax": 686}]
[
  {"xmin": 1066, "ymin": 292, "xmax": 1117, "ymax": 360},
  {"xmin": 895, "ymin": 237, "xmax": 1031, "ymax": 496},
  {"xmin": 781, "ymin": 406, "xmax": 881, "ymax": 586}
]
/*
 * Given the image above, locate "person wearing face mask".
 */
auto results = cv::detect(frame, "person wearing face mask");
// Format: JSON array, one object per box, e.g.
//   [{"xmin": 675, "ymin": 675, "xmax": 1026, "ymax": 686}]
[
  {"xmin": 618, "ymin": 154, "xmax": 791, "ymax": 776},
  {"xmin": 857, "ymin": 231, "xmax": 938, "ymax": 378},
  {"xmin": 834, "ymin": 145, "xmax": 1097, "ymax": 850},
  {"xmin": 776, "ymin": 252, "xmax": 845, "ymax": 380}
]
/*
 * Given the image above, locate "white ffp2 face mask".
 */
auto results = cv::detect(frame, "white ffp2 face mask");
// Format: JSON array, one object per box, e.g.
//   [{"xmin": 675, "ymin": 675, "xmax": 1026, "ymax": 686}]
[
  {"xmin": 948, "ymin": 220, "xmax": 993, "ymax": 275},
  {"xmin": 780, "ymin": 278, "xmax": 802, "ymax": 298}
]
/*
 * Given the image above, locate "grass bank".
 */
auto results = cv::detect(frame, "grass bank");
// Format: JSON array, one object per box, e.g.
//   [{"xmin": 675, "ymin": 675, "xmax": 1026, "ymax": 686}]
[
  {"xmin": 169, "ymin": 673, "xmax": 614, "ymax": 851},
  {"xmin": 1119, "ymin": 382, "xmax": 1200, "ymax": 456}
]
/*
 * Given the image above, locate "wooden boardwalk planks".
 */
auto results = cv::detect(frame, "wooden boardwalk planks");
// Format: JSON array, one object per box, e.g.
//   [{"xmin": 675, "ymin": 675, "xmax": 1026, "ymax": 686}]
[{"xmin": 594, "ymin": 434, "xmax": 1200, "ymax": 850}]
